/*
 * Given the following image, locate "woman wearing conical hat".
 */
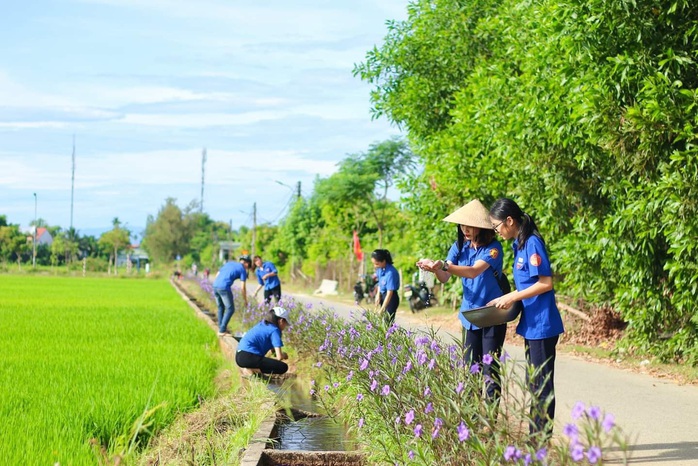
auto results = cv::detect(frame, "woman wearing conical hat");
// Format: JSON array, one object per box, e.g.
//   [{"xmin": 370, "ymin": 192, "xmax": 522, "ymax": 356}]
[{"xmin": 417, "ymin": 199, "xmax": 507, "ymax": 401}]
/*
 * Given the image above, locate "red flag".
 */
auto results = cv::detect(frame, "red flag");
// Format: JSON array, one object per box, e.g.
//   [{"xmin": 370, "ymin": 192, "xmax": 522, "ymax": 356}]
[{"xmin": 352, "ymin": 230, "xmax": 364, "ymax": 261}]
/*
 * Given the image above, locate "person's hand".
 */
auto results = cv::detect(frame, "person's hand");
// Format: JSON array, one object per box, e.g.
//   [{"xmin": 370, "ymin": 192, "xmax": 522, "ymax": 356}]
[
  {"xmin": 488, "ymin": 292, "xmax": 517, "ymax": 309},
  {"xmin": 280, "ymin": 351, "xmax": 288, "ymax": 361}
]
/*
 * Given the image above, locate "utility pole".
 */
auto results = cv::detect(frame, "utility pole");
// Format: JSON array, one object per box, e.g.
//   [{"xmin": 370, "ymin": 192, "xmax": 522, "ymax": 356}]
[
  {"xmin": 251, "ymin": 202, "xmax": 257, "ymax": 258},
  {"xmin": 70, "ymin": 134, "xmax": 76, "ymax": 230},
  {"xmin": 296, "ymin": 181, "xmax": 302, "ymax": 200},
  {"xmin": 32, "ymin": 193, "xmax": 37, "ymax": 268},
  {"xmin": 200, "ymin": 148, "xmax": 207, "ymax": 213}
]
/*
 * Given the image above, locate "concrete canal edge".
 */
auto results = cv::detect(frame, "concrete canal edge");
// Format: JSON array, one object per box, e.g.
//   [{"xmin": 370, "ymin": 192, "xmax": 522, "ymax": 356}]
[{"xmin": 171, "ymin": 279, "xmax": 365, "ymax": 466}]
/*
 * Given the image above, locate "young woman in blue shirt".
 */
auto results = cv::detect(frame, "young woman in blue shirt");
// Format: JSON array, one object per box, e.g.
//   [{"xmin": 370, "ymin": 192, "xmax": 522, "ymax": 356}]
[
  {"xmin": 235, "ymin": 307, "xmax": 291, "ymax": 376},
  {"xmin": 488, "ymin": 198, "xmax": 564, "ymax": 440},
  {"xmin": 371, "ymin": 249, "xmax": 400, "ymax": 324},
  {"xmin": 417, "ymin": 199, "xmax": 506, "ymax": 400}
]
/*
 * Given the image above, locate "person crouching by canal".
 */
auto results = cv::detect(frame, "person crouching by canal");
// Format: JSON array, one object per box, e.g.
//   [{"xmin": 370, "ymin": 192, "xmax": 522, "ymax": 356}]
[
  {"xmin": 235, "ymin": 307, "xmax": 290, "ymax": 377},
  {"xmin": 371, "ymin": 249, "xmax": 400, "ymax": 325}
]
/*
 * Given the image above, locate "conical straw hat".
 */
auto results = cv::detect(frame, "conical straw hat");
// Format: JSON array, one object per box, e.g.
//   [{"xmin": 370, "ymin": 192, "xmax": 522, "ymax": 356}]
[{"xmin": 443, "ymin": 199, "xmax": 492, "ymax": 229}]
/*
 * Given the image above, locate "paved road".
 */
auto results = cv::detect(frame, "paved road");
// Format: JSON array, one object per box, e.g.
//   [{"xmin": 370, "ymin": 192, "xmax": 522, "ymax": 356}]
[{"xmin": 290, "ymin": 292, "xmax": 698, "ymax": 465}]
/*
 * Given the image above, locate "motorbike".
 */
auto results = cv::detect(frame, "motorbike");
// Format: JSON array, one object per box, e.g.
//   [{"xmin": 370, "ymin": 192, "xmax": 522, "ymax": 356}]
[
  {"xmin": 353, "ymin": 281, "xmax": 365, "ymax": 305},
  {"xmin": 404, "ymin": 281, "xmax": 438, "ymax": 313}
]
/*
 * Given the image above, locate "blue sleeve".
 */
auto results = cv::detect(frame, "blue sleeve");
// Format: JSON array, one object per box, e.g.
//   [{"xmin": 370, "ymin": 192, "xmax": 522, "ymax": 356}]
[
  {"xmin": 385, "ymin": 268, "xmax": 400, "ymax": 291},
  {"xmin": 445, "ymin": 242, "xmax": 460, "ymax": 263},
  {"xmin": 526, "ymin": 236, "xmax": 552, "ymax": 277},
  {"xmin": 478, "ymin": 242, "xmax": 503, "ymax": 272},
  {"xmin": 256, "ymin": 268, "xmax": 264, "ymax": 285},
  {"xmin": 270, "ymin": 327, "xmax": 283, "ymax": 348},
  {"xmin": 267, "ymin": 262, "xmax": 278, "ymax": 274},
  {"xmin": 241, "ymin": 268, "xmax": 247, "ymax": 281}
]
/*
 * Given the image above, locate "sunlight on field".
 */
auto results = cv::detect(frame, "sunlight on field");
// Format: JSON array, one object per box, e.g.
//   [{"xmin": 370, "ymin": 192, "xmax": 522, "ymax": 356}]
[{"xmin": 0, "ymin": 275, "xmax": 221, "ymax": 466}]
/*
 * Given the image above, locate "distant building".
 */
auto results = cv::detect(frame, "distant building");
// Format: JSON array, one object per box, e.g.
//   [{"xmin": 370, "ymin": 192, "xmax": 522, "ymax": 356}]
[
  {"xmin": 116, "ymin": 244, "xmax": 150, "ymax": 270},
  {"xmin": 26, "ymin": 227, "xmax": 53, "ymax": 247},
  {"xmin": 218, "ymin": 241, "xmax": 241, "ymax": 262}
]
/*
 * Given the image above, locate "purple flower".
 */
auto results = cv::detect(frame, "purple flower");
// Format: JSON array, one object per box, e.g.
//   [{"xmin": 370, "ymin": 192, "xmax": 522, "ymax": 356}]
[
  {"xmin": 408, "ymin": 451, "xmax": 414, "ymax": 460},
  {"xmin": 346, "ymin": 371, "xmax": 354, "ymax": 381},
  {"xmin": 415, "ymin": 336, "xmax": 430, "ymax": 346},
  {"xmin": 587, "ymin": 446, "xmax": 602, "ymax": 464},
  {"xmin": 370, "ymin": 379, "xmax": 378, "ymax": 391},
  {"xmin": 333, "ymin": 382, "xmax": 339, "ymax": 388},
  {"xmin": 602, "ymin": 413, "xmax": 615, "ymax": 432},
  {"xmin": 413, "ymin": 424, "xmax": 423, "ymax": 437},
  {"xmin": 366, "ymin": 322, "xmax": 373, "ymax": 331},
  {"xmin": 403, "ymin": 361, "xmax": 413, "ymax": 373},
  {"xmin": 395, "ymin": 416, "xmax": 401, "ymax": 425},
  {"xmin": 457, "ymin": 421, "xmax": 470, "ymax": 441},
  {"xmin": 456, "ymin": 382, "xmax": 464, "ymax": 395},
  {"xmin": 356, "ymin": 393, "xmax": 364, "ymax": 401},
  {"xmin": 358, "ymin": 418, "xmax": 364, "ymax": 429},
  {"xmin": 587, "ymin": 405, "xmax": 602, "ymax": 421},
  {"xmin": 405, "ymin": 409, "xmax": 415, "ymax": 425},
  {"xmin": 359, "ymin": 359, "xmax": 369, "ymax": 371},
  {"xmin": 503, "ymin": 446, "xmax": 521, "ymax": 461},
  {"xmin": 563, "ymin": 423, "xmax": 579, "ymax": 440},
  {"xmin": 423, "ymin": 386, "xmax": 431, "ymax": 397},
  {"xmin": 523, "ymin": 453, "xmax": 532, "ymax": 465},
  {"xmin": 309, "ymin": 389, "xmax": 316, "ymax": 396},
  {"xmin": 570, "ymin": 443, "xmax": 585, "ymax": 462},
  {"xmin": 315, "ymin": 361, "xmax": 323, "ymax": 368},
  {"xmin": 417, "ymin": 351, "xmax": 428, "ymax": 365},
  {"xmin": 381, "ymin": 385, "xmax": 391, "ymax": 396},
  {"xmin": 470, "ymin": 363, "xmax": 480, "ymax": 374},
  {"xmin": 428, "ymin": 358, "xmax": 436, "ymax": 370},
  {"xmin": 536, "ymin": 448, "xmax": 547, "ymax": 461},
  {"xmin": 424, "ymin": 402, "xmax": 433, "ymax": 414},
  {"xmin": 483, "ymin": 353, "xmax": 494, "ymax": 365},
  {"xmin": 324, "ymin": 385, "xmax": 330, "ymax": 392},
  {"xmin": 571, "ymin": 401, "xmax": 585, "ymax": 420}
]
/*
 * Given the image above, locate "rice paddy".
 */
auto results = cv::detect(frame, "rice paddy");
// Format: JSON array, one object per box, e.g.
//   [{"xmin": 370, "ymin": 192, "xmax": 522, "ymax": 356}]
[{"xmin": 0, "ymin": 275, "xmax": 221, "ymax": 465}]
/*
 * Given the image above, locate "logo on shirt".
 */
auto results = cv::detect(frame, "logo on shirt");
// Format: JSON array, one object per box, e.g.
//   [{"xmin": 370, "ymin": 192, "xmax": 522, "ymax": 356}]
[
  {"xmin": 516, "ymin": 257, "xmax": 524, "ymax": 270},
  {"xmin": 530, "ymin": 254, "xmax": 542, "ymax": 267},
  {"xmin": 489, "ymin": 249, "xmax": 499, "ymax": 259}
]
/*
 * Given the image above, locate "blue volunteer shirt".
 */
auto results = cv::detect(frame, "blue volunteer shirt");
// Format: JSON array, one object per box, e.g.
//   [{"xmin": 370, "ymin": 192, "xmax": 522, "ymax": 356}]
[
  {"xmin": 255, "ymin": 261, "xmax": 281, "ymax": 290},
  {"xmin": 212, "ymin": 261, "xmax": 247, "ymax": 290},
  {"xmin": 237, "ymin": 320, "xmax": 283, "ymax": 356},
  {"xmin": 376, "ymin": 263, "xmax": 400, "ymax": 294},
  {"xmin": 446, "ymin": 239, "xmax": 504, "ymax": 330},
  {"xmin": 511, "ymin": 236, "xmax": 564, "ymax": 339}
]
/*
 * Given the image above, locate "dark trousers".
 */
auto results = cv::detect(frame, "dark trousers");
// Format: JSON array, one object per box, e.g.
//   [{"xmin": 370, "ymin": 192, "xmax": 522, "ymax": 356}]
[
  {"xmin": 379, "ymin": 292, "xmax": 399, "ymax": 325},
  {"xmin": 463, "ymin": 324, "xmax": 507, "ymax": 399},
  {"xmin": 263, "ymin": 285, "xmax": 282, "ymax": 305},
  {"xmin": 236, "ymin": 350, "xmax": 288, "ymax": 375},
  {"xmin": 525, "ymin": 335, "xmax": 559, "ymax": 438}
]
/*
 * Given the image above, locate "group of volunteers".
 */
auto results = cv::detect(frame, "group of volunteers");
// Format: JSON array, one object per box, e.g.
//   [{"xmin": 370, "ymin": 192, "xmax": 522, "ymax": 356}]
[
  {"xmin": 208, "ymin": 196, "xmax": 563, "ymax": 440},
  {"xmin": 210, "ymin": 254, "xmax": 290, "ymax": 377}
]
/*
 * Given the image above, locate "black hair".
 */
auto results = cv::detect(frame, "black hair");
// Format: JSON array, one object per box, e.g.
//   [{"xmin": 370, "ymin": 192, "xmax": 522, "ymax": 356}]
[
  {"xmin": 371, "ymin": 249, "xmax": 393, "ymax": 264},
  {"xmin": 457, "ymin": 225, "xmax": 496, "ymax": 250},
  {"xmin": 239, "ymin": 255, "xmax": 252, "ymax": 267},
  {"xmin": 263, "ymin": 310, "xmax": 284, "ymax": 330},
  {"xmin": 489, "ymin": 198, "xmax": 543, "ymax": 250}
]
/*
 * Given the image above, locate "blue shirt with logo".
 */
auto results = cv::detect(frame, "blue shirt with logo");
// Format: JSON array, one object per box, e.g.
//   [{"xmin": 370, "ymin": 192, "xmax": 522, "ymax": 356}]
[
  {"xmin": 447, "ymin": 239, "xmax": 504, "ymax": 330},
  {"xmin": 376, "ymin": 263, "xmax": 400, "ymax": 294},
  {"xmin": 237, "ymin": 320, "xmax": 283, "ymax": 356},
  {"xmin": 212, "ymin": 261, "xmax": 247, "ymax": 290},
  {"xmin": 511, "ymin": 236, "xmax": 564, "ymax": 339},
  {"xmin": 256, "ymin": 261, "xmax": 281, "ymax": 290}
]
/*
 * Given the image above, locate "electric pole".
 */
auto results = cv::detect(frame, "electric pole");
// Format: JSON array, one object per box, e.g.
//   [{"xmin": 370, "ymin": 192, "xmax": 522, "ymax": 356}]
[
  {"xmin": 32, "ymin": 193, "xmax": 37, "ymax": 268},
  {"xmin": 200, "ymin": 148, "xmax": 207, "ymax": 213},
  {"xmin": 70, "ymin": 134, "xmax": 75, "ymax": 230},
  {"xmin": 251, "ymin": 202, "xmax": 257, "ymax": 258},
  {"xmin": 296, "ymin": 181, "xmax": 302, "ymax": 200}
]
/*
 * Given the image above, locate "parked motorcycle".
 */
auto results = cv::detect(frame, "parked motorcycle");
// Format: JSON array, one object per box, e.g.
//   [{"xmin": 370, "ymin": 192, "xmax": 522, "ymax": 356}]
[
  {"xmin": 353, "ymin": 281, "xmax": 365, "ymax": 305},
  {"xmin": 404, "ymin": 281, "xmax": 438, "ymax": 313}
]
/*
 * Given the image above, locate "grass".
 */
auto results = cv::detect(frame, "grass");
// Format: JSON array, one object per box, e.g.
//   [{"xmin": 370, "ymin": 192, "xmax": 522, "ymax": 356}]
[{"xmin": 0, "ymin": 275, "xmax": 221, "ymax": 465}]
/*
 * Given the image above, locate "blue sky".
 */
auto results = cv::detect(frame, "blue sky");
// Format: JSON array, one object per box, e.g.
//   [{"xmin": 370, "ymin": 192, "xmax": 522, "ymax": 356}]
[{"xmin": 0, "ymin": 0, "xmax": 406, "ymax": 238}]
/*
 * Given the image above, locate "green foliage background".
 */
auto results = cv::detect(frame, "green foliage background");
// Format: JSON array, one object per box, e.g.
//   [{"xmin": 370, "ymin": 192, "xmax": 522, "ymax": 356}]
[{"xmin": 354, "ymin": 0, "xmax": 698, "ymax": 364}]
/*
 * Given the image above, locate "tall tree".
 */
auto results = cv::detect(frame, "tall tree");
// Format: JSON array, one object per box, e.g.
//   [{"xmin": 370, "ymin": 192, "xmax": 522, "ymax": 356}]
[{"xmin": 99, "ymin": 218, "xmax": 130, "ymax": 274}]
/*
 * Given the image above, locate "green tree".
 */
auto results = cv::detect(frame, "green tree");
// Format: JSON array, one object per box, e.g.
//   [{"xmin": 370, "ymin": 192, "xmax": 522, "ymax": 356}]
[{"xmin": 99, "ymin": 218, "xmax": 131, "ymax": 274}]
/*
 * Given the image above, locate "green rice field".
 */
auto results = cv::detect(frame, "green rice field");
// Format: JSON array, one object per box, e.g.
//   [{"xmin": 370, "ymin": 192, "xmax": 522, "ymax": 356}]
[{"xmin": 0, "ymin": 275, "xmax": 221, "ymax": 465}]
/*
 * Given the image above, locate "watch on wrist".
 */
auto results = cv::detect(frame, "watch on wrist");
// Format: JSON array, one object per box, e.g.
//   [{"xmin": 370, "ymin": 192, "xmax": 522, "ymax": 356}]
[{"xmin": 441, "ymin": 260, "xmax": 450, "ymax": 272}]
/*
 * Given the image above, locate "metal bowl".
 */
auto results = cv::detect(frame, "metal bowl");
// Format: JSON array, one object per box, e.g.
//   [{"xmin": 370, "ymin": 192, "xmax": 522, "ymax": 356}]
[{"xmin": 461, "ymin": 302, "xmax": 522, "ymax": 327}]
